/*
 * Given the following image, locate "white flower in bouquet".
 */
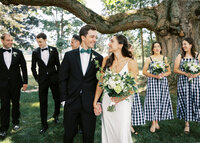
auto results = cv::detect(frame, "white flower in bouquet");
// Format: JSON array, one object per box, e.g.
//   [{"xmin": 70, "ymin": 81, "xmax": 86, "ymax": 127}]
[
  {"xmin": 187, "ymin": 63, "xmax": 192, "ymax": 67},
  {"xmin": 183, "ymin": 61, "xmax": 200, "ymax": 82},
  {"xmin": 119, "ymin": 82, "xmax": 125, "ymax": 89},
  {"xmin": 150, "ymin": 61, "xmax": 167, "ymax": 75},
  {"xmin": 114, "ymin": 85, "xmax": 122, "ymax": 94},
  {"xmin": 108, "ymin": 80, "xmax": 116, "ymax": 89},
  {"xmin": 190, "ymin": 66, "xmax": 198, "ymax": 72}
]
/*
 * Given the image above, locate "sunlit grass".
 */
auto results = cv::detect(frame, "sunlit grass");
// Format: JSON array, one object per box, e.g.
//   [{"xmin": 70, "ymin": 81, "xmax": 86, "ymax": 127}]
[
  {"xmin": 30, "ymin": 102, "xmax": 40, "ymax": 108},
  {"xmin": 0, "ymin": 89, "xmax": 200, "ymax": 143}
]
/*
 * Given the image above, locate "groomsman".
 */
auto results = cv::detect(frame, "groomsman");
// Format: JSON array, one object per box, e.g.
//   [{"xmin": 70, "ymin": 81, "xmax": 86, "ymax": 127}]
[
  {"xmin": 0, "ymin": 33, "xmax": 28, "ymax": 138},
  {"xmin": 70, "ymin": 34, "xmax": 81, "ymax": 50},
  {"xmin": 31, "ymin": 33, "xmax": 60, "ymax": 134},
  {"xmin": 59, "ymin": 24, "xmax": 103, "ymax": 143},
  {"xmin": 70, "ymin": 34, "xmax": 83, "ymax": 134}
]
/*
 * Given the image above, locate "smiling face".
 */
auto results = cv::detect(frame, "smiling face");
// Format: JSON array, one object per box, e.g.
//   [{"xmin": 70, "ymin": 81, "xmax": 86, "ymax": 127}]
[
  {"xmin": 1, "ymin": 34, "xmax": 13, "ymax": 49},
  {"xmin": 182, "ymin": 40, "xmax": 192, "ymax": 52},
  {"xmin": 152, "ymin": 43, "xmax": 162, "ymax": 55},
  {"xmin": 108, "ymin": 36, "xmax": 122, "ymax": 53},
  {"xmin": 81, "ymin": 30, "xmax": 97, "ymax": 49}
]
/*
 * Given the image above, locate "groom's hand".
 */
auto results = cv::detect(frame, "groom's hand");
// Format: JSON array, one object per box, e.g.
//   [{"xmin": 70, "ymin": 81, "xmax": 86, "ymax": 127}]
[{"xmin": 93, "ymin": 103, "xmax": 102, "ymax": 116}]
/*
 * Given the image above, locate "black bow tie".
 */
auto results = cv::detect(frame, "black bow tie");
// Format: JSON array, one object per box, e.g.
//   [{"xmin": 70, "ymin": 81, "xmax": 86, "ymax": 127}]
[
  {"xmin": 3, "ymin": 49, "xmax": 11, "ymax": 53},
  {"xmin": 41, "ymin": 48, "xmax": 48, "ymax": 51}
]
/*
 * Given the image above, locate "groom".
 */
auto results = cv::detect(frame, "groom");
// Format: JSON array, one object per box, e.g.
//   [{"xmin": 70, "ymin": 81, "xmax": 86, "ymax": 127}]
[{"xmin": 59, "ymin": 24, "xmax": 103, "ymax": 143}]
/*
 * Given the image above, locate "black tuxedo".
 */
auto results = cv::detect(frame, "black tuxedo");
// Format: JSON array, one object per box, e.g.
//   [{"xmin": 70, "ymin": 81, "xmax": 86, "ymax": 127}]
[
  {"xmin": 31, "ymin": 46, "xmax": 60, "ymax": 127},
  {"xmin": 0, "ymin": 48, "xmax": 28, "ymax": 132},
  {"xmin": 59, "ymin": 48, "xmax": 103, "ymax": 143}
]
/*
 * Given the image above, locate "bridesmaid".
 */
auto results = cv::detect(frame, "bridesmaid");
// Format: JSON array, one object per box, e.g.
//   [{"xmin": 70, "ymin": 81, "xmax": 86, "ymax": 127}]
[
  {"xmin": 143, "ymin": 41, "xmax": 174, "ymax": 133},
  {"xmin": 128, "ymin": 44, "xmax": 145, "ymax": 135},
  {"xmin": 174, "ymin": 37, "xmax": 200, "ymax": 134}
]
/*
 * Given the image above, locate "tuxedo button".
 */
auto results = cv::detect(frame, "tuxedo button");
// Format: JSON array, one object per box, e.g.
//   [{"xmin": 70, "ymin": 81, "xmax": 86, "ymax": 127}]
[
  {"xmin": 80, "ymin": 90, "xmax": 82, "ymax": 94},
  {"xmin": 46, "ymin": 72, "xmax": 48, "ymax": 75}
]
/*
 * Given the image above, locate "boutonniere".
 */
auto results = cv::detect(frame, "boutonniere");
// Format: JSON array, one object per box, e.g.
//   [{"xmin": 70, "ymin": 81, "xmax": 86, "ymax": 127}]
[
  {"xmin": 13, "ymin": 52, "xmax": 17, "ymax": 57},
  {"xmin": 49, "ymin": 48, "xmax": 53, "ymax": 53},
  {"xmin": 91, "ymin": 54, "xmax": 96, "ymax": 62}
]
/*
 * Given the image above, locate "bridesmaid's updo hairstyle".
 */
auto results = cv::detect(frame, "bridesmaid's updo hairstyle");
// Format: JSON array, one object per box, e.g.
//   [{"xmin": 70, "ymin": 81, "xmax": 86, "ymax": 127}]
[
  {"xmin": 104, "ymin": 34, "xmax": 132, "ymax": 71},
  {"xmin": 181, "ymin": 37, "xmax": 196, "ymax": 58},
  {"xmin": 151, "ymin": 41, "xmax": 162, "ymax": 55}
]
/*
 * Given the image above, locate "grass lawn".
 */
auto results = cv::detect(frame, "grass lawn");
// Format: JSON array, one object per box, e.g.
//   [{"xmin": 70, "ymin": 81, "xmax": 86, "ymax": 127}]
[{"xmin": 1, "ymin": 88, "xmax": 200, "ymax": 142}]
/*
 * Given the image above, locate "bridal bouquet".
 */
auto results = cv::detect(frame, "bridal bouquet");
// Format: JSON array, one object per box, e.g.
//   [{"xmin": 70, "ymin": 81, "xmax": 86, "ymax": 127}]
[
  {"xmin": 182, "ymin": 60, "xmax": 200, "ymax": 81},
  {"xmin": 150, "ymin": 61, "xmax": 168, "ymax": 75},
  {"xmin": 95, "ymin": 60, "xmax": 138, "ymax": 112}
]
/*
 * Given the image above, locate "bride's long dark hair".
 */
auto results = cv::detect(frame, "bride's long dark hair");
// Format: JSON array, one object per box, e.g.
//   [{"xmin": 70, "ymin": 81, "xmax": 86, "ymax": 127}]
[{"xmin": 103, "ymin": 34, "xmax": 132, "ymax": 71}]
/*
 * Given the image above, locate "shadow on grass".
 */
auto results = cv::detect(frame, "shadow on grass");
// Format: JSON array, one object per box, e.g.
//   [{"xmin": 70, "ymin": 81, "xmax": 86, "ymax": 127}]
[{"xmin": 1, "ymin": 91, "xmax": 200, "ymax": 143}]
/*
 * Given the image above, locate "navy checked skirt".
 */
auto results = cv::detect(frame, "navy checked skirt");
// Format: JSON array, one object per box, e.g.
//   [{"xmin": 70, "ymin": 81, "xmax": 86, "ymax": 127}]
[
  {"xmin": 131, "ymin": 93, "xmax": 145, "ymax": 126},
  {"xmin": 177, "ymin": 58, "xmax": 200, "ymax": 122},
  {"xmin": 144, "ymin": 76, "xmax": 174, "ymax": 121}
]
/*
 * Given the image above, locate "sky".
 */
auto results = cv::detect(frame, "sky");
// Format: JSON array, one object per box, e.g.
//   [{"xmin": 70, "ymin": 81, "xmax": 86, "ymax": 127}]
[{"xmin": 85, "ymin": 0, "xmax": 104, "ymax": 14}]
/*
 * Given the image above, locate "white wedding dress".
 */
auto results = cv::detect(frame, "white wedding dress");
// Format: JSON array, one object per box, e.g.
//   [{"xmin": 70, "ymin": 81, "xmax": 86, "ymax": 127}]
[{"xmin": 101, "ymin": 62, "xmax": 133, "ymax": 143}]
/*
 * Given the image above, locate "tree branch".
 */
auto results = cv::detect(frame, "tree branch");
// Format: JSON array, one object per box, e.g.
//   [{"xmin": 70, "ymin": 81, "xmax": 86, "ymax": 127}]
[{"xmin": 0, "ymin": 0, "xmax": 167, "ymax": 34}]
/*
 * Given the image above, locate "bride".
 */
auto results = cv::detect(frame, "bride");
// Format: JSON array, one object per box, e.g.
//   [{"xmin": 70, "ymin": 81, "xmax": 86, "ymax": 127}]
[{"xmin": 93, "ymin": 34, "xmax": 138, "ymax": 143}]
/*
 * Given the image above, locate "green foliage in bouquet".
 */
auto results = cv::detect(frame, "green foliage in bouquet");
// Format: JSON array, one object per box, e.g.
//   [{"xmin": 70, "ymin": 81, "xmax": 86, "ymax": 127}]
[
  {"xmin": 182, "ymin": 60, "xmax": 200, "ymax": 74},
  {"xmin": 150, "ymin": 61, "xmax": 168, "ymax": 75}
]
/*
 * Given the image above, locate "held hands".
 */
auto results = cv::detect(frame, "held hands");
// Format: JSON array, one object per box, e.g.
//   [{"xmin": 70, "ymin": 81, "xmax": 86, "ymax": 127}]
[
  {"xmin": 22, "ymin": 84, "xmax": 28, "ymax": 91},
  {"xmin": 93, "ymin": 103, "xmax": 102, "ymax": 116},
  {"xmin": 190, "ymin": 73, "xmax": 199, "ymax": 78},
  {"xmin": 154, "ymin": 73, "xmax": 165, "ymax": 79},
  {"xmin": 111, "ymin": 97, "xmax": 124, "ymax": 104},
  {"xmin": 185, "ymin": 73, "xmax": 199, "ymax": 79}
]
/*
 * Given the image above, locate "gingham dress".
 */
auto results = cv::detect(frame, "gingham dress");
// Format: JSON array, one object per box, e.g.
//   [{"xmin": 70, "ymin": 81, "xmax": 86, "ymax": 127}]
[
  {"xmin": 131, "ymin": 93, "xmax": 145, "ymax": 126},
  {"xmin": 177, "ymin": 55, "xmax": 200, "ymax": 122},
  {"xmin": 144, "ymin": 57, "xmax": 174, "ymax": 121}
]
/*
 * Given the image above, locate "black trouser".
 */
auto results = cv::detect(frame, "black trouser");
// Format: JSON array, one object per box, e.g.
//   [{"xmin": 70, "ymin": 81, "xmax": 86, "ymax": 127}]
[
  {"xmin": 63, "ymin": 97, "xmax": 96, "ymax": 143},
  {"xmin": 39, "ymin": 79, "xmax": 60, "ymax": 127},
  {"xmin": 0, "ymin": 85, "xmax": 21, "ymax": 132}
]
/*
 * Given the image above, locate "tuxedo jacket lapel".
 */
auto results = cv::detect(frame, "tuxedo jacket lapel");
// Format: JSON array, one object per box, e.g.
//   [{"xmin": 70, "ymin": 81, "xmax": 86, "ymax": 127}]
[
  {"xmin": 47, "ymin": 46, "xmax": 52, "ymax": 66},
  {"xmin": 9, "ymin": 49, "xmax": 15, "ymax": 69},
  {"xmin": 0, "ymin": 49, "xmax": 8, "ymax": 70},
  {"xmin": 74, "ymin": 49, "xmax": 83, "ymax": 76},
  {"xmin": 85, "ymin": 52, "xmax": 93, "ymax": 75},
  {"xmin": 36, "ymin": 48, "xmax": 47, "ymax": 66}
]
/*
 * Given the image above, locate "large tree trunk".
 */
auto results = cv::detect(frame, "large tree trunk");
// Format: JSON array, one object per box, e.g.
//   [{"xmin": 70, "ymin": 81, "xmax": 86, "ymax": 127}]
[
  {"xmin": 155, "ymin": 0, "xmax": 200, "ymax": 63},
  {"xmin": 157, "ymin": 34, "xmax": 181, "ymax": 62}
]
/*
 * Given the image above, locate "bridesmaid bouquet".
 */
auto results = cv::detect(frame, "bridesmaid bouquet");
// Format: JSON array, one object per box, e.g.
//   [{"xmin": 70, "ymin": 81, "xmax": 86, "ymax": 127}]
[
  {"xmin": 150, "ymin": 61, "xmax": 167, "ymax": 75},
  {"xmin": 182, "ymin": 60, "xmax": 200, "ymax": 81},
  {"xmin": 95, "ymin": 60, "xmax": 138, "ymax": 112}
]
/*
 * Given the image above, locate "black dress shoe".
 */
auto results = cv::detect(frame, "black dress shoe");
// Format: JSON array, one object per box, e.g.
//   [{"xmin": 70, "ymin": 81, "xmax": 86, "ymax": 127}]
[
  {"xmin": 0, "ymin": 131, "xmax": 7, "ymax": 138},
  {"xmin": 53, "ymin": 116, "xmax": 59, "ymax": 123},
  {"xmin": 40, "ymin": 126, "xmax": 48, "ymax": 134}
]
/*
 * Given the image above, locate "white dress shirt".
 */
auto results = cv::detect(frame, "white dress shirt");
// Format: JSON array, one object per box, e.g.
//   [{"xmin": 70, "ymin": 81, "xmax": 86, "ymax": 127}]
[
  {"xmin": 41, "ymin": 46, "xmax": 49, "ymax": 66},
  {"xmin": 3, "ymin": 48, "xmax": 12, "ymax": 69},
  {"xmin": 79, "ymin": 47, "xmax": 90, "ymax": 76}
]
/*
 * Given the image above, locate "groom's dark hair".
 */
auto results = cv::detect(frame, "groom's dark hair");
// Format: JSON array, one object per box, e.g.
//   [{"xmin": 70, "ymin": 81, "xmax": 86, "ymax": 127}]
[
  {"xmin": 79, "ymin": 24, "xmax": 97, "ymax": 43},
  {"xmin": 36, "ymin": 33, "xmax": 47, "ymax": 40}
]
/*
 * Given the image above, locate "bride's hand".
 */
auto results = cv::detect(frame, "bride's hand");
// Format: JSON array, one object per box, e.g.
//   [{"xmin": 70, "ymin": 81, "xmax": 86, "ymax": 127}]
[{"xmin": 111, "ymin": 97, "xmax": 124, "ymax": 104}]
